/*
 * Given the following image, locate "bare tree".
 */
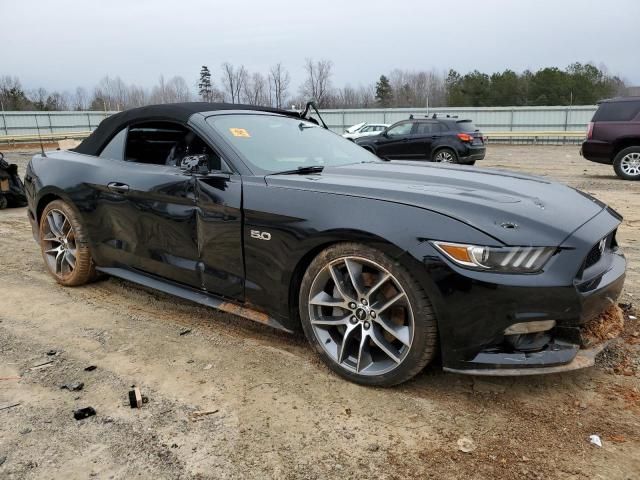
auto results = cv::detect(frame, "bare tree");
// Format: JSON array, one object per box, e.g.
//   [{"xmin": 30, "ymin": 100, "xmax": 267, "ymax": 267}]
[
  {"xmin": 243, "ymin": 72, "xmax": 269, "ymax": 105},
  {"xmin": 300, "ymin": 59, "xmax": 333, "ymax": 107},
  {"xmin": 94, "ymin": 76, "xmax": 128, "ymax": 110},
  {"xmin": 221, "ymin": 63, "xmax": 247, "ymax": 103},
  {"xmin": 73, "ymin": 87, "xmax": 88, "ymax": 110},
  {"xmin": 268, "ymin": 63, "xmax": 290, "ymax": 108},
  {"xmin": 127, "ymin": 84, "xmax": 148, "ymax": 107}
]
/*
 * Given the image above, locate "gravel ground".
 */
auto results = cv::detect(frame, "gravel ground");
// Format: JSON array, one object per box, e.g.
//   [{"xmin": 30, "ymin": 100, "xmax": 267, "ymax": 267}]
[{"xmin": 0, "ymin": 145, "xmax": 639, "ymax": 480}]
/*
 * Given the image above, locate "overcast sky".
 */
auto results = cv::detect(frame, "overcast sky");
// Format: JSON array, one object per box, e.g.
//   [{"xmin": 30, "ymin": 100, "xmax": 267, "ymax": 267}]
[{"xmin": 2, "ymin": 0, "xmax": 639, "ymax": 93}]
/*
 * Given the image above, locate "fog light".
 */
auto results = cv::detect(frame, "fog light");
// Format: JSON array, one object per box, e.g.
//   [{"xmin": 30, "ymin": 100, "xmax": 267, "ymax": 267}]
[{"xmin": 504, "ymin": 320, "xmax": 556, "ymax": 335}]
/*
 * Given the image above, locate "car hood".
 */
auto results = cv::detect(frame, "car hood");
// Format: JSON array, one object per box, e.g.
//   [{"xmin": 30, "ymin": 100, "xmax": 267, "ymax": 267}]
[{"xmin": 265, "ymin": 161, "xmax": 607, "ymax": 246}]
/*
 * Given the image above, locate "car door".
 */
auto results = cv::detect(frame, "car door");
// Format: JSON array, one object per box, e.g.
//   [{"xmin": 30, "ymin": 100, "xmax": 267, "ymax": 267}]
[
  {"xmin": 406, "ymin": 121, "xmax": 438, "ymax": 160},
  {"xmin": 194, "ymin": 161, "xmax": 244, "ymax": 301},
  {"xmin": 374, "ymin": 121, "xmax": 416, "ymax": 159},
  {"xmin": 90, "ymin": 123, "xmax": 202, "ymax": 288}
]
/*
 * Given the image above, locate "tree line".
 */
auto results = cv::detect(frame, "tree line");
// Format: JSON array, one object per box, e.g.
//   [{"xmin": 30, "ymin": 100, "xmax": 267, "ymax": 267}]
[{"xmin": 0, "ymin": 61, "xmax": 628, "ymax": 112}]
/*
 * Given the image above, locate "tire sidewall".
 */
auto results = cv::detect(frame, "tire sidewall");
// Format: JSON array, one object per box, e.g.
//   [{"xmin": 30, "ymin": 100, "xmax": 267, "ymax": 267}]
[
  {"xmin": 613, "ymin": 146, "xmax": 640, "ymax": 181},
  {"xmin": 39, "ymin": 199, "xmax": 94, "ymax": 286},
  {"xmin": 298, "ymin": 242, "xmax": 437, "ymax": 386},
  {"xmin": 433, "ymin": 147, "xmax": 458, "ymax": 164}
]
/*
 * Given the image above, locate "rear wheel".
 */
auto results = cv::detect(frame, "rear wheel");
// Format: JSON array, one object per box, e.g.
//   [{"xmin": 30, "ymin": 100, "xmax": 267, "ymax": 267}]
[
  {"xmin": 433, "ymin": 148, "xmax": 458, "ymax": 164},
  {"xmin": 613, "ymin": 147, "xmax": 640, "ymax": 180},
  {"xmin": 299, "ymin": 243, "xmax": 438, "ymax": 386},
  {"xmin": 39, "ymin": 200, "xmax": 97, "ymax": 286}
]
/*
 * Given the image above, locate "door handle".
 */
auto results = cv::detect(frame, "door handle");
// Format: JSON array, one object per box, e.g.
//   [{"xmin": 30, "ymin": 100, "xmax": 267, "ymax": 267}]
[{"xmin": 107, "ymin": 182, "xmax": 129, "ymax": 194}]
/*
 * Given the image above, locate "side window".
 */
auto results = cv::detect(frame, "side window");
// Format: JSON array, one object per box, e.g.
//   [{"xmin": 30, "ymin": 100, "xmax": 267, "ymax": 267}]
[
  {"xmin": 415, "ymin": 123, "xmax": 435, "ymax": 135},
  {"xmin": 123, "ymin": 121, "xmax": 228, "ymax": 172},
  {"xmin": 386, "ymin": 122, "xmax": 414, "ymax": 137},
  {"xmin": 361, "ymin": 126, "xmax": 373, "ymax": 132},
  {"xmin": 99, "ymin": 128, "xmax": 127, "ymax": 161}
]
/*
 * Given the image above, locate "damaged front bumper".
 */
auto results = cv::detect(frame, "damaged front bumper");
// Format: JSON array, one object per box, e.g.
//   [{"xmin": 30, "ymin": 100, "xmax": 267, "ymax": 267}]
[
  {"xmin": 443, "ymin": 341, "xmax": 609, "ymax": 376},
  {"xmin": 420, "ymin": 207, "xmax": 626, "ymax": 376}
]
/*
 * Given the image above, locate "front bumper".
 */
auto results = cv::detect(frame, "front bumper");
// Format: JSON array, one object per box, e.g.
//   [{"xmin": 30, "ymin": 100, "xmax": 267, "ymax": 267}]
[
  {"xmin": 443, "ymin": 341, "xmax": 609, "ymax": 376},
  {"xmin": 412, "ymin": 208, "xmax": 626, "ymax": 375}
]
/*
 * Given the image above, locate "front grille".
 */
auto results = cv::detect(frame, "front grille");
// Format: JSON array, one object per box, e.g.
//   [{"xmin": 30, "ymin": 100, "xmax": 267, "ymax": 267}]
[
  {"xmin": 584, "ymin": 242, "xmax": 603, "ymax": 269},
  {"xmin": 583, "ymin": 230, "xmax": 616, "ymax": 270}
]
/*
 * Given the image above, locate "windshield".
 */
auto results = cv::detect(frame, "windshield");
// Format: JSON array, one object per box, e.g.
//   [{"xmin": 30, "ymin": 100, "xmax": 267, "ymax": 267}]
[{"xmin": 207, "ymin": 114, "xmax": 378, "ymax": 174}]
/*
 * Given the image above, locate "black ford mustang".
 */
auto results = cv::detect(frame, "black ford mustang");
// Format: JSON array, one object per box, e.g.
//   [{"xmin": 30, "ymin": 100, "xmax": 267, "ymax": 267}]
[{"xmin": 24, "ymin": 103, "xmax": 626, "ymax": 386}]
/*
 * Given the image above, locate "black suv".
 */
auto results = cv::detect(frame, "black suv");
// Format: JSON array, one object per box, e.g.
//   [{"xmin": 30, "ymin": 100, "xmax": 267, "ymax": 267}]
[
  {"xmin": 581, "ymin": 97, "xmax": 640, "ymax": 180},
  {"xmin": 355, "ymin": 116, "xmax": 485, "ymax": 164}
]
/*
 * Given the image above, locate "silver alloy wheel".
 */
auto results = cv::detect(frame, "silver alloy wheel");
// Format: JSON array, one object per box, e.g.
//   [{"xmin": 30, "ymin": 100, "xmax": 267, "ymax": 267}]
[
  {"xmin": 42, "ymin": 209, "xmax": 77, "ymax": 276},
  {"xmin": 308, "ymin": 256, "xmax": 415, "ymax": 376},
  {"xmin": 434, "ymin": 150, "xmax": 454, "ymax": 163},
  {"xmin": 620, "ymin": 152, "xmax": 640, "ymax": 177}
]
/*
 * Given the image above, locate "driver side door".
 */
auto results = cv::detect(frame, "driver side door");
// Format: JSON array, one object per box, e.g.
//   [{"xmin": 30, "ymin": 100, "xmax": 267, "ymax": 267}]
[{"xmin": 374, "ymin": 121, "xmax": 416, "ymax": 159}]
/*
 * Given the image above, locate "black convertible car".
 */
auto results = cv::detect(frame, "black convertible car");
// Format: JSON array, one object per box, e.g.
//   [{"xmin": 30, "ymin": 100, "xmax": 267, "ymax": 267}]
[{"xmin": 25, "ymin": 103, "xmax": 626, "ymax": 386}]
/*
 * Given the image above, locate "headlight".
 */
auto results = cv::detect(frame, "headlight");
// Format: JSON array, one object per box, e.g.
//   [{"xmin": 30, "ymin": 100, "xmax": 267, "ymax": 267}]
[{"xmin": 432, "ymin": 241, "xmax": 556, "ymax": 273}]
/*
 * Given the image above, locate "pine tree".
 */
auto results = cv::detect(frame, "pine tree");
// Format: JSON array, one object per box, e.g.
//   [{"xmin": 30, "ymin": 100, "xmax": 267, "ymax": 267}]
[
  {"xmin": 375, "ymin": 75, "xmax": 393, "ymax": 107},
  {"xmin": 198, "ymin": 66, "xmax": 213, "ymax": 101}
]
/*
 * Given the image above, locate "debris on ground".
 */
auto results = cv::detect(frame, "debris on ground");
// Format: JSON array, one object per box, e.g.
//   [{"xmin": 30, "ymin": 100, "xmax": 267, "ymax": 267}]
[
  {"xmin": 128, "ymin": 387, "xmax": 148, "ymax": 408},
  {"xmin": 73, "ymin": 407, "xmax": 96, "ymax": 420},
  {"xmin": 457, "ymin": 437, "xmax": 476, "ymax": 453},
  {"xmin": 179, "ymin": 329, "xmax": 192, "ymax": 336},
  {"xmin": 0, "ymin": 456, "xmax": 6, "ymax": 466},
  {"xmin": 589, "ymin": 435, "xmax": 603, "ymax": 448},
  {"xmin": 204, "ymin": 364, "xmax": 212, "ymax": 370},
  {"xmin": 582, "ymin": 305, "xmax": 625, "ymax": 347},
  {"xmin": 190, "ymin": 409, "xmax": 219, "ymax": 421},
  {"xmin": 0, "ymin": 403, "xmax": 21, "ymax": 412},
  {"xmin": 0, "ymin": 376, "xmax": 21, "ymax": 381},
  {"xmin": 84, "ymin": 365, "xmax": 97, "ymax": 371},
  {"xmin": 29, "ymin": 360, "xmax": 54, "ymax": 371},
  {"xmin": 60, "ymin": 382, "xmax": 84, "ymax": 392},
  {"xmin": 46, "ymin": 350, "xmax": 58, "ymax": 356}
]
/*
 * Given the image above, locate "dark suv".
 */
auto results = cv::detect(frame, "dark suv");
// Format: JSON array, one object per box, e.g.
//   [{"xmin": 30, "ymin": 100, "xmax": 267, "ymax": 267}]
[
  {"xmin": 355, "ymin": 115, "xmax": 485, "ymax": 164},
  {"xmin": 581, "ymin": 96, "xmax": 640, "ymax": 180}
]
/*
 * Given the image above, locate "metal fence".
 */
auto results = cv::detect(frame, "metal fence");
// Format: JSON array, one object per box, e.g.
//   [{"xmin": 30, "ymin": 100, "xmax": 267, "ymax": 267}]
[
  {"xmin": 0, "ymin": 111, "xmax": 116, "ymax": 137},
  {"xmin": 0, "ymin": 106, "xmax": 596, "ymax": 140},
  {"xmin": 317, "ymin": 105, "xmax": 596, "ymax": 134}
]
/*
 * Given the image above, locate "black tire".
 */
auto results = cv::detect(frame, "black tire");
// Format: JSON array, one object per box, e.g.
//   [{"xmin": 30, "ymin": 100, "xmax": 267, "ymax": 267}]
[
  {"xmin": 299, "ymin": 242, "xmax": 438, "ymax": 386},
  {"xmin": 613, "ymin": 146, "xmax": 640, "ymax": 180},
  {"xmin": 39, "ymin": 199, "xmax": 98, "ymax": 286},
  {"xmin": 432, "ymin": 147, "xmax": 458, "ymax": 164}
]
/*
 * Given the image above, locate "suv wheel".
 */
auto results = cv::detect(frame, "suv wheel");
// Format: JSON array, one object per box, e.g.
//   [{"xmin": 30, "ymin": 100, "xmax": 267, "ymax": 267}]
[
  {"xmin": 613, "ymin": 147, "xmax": 640, "ymax": 180},
  {"xmin": 433, "ymin": 148, "xmax": 457, "ymax": 164},
  {"xmin": 299, "ymin": 243, "xmax": 438, "ymax": 386}
]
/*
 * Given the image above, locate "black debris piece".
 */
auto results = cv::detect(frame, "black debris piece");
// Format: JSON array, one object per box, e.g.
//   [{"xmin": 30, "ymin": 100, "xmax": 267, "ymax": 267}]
[
  {"xmin": 128, "ymin": 387, "xmax": 143, "ymax": 409},
  {"xmin": 46, "ymin": 350, "xmax": 58, "ymax": 356},
  {"xmin": 73, "ymin": 407, "xmax": 96, "ymax": 420},
  {"xmin": 84, "ymin": 365, "xmax": 97, "ymax": 372},
  {"xmin": 179, "ymin": 329, "xmax": 192, "ymax": 336},
  {"xmin": 60, "ymin": 382, "xmax": 84, "ymax": 392},
  {"xmin": 0, "ymin": 152, "xmax": 27, "ymax": 209}
]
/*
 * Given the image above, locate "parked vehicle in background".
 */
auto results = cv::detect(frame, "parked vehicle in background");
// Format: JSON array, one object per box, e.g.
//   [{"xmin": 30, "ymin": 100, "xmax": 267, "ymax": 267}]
[
  {"xmin": 581, "ymin": 97, "xmax": 640, "ymax": 180},
  {"xmin": 355, "ymin": 115, "xmax": 485, "ymax": 165},
  {"xmin": 342, "ymin": 122, "xmax": 389, "ymax": 140}
]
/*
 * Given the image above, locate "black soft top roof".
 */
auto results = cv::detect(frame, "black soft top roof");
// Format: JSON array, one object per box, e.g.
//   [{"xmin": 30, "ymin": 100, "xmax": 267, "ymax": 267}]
[{"xmin": 74, "ymin": 102, "xmax": 302, "ymax": 156}]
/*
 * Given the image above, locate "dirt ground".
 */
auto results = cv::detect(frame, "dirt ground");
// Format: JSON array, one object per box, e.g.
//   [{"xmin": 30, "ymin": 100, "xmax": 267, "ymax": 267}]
[{"xmin": 1, "ymin": 145, "xmax": 639, "ymax": 480}]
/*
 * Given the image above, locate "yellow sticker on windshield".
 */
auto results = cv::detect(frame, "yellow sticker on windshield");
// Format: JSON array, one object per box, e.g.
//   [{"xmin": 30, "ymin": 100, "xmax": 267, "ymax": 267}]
[{"xmin": 229, "ymin": 128, "xmax": 251, "ymax": 138}]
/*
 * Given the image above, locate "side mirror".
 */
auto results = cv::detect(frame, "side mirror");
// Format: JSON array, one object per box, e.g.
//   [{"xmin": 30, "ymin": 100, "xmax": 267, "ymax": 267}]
[{"xmin": 180, "ymin": 154, "xmax": 210, "ymax": 174}]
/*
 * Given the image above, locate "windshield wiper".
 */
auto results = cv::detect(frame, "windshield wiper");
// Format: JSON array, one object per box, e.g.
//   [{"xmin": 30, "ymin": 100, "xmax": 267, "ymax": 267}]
[{"xmin": 270, "ymin": 165, "xmax": 324, "ymax": 176}]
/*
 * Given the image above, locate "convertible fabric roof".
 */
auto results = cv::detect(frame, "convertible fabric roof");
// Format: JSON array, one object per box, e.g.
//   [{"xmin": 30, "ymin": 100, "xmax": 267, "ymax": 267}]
[{"xmin": 74, "ymin": 102, "xmax": 302, "ymax": 156}]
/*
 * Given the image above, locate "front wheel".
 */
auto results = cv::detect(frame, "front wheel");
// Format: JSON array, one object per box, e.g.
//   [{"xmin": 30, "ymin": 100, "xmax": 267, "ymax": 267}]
[
  {"xmin": 39, "ymin": 199, "xmax": 97, "ymax": 286},
  {"xmin": 613, "ymin": 147, "xmax": 640, "ymax": 180},
  {"xmin": 299, "ymin": 243, "xmax": 438, "ymax": 386}
]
